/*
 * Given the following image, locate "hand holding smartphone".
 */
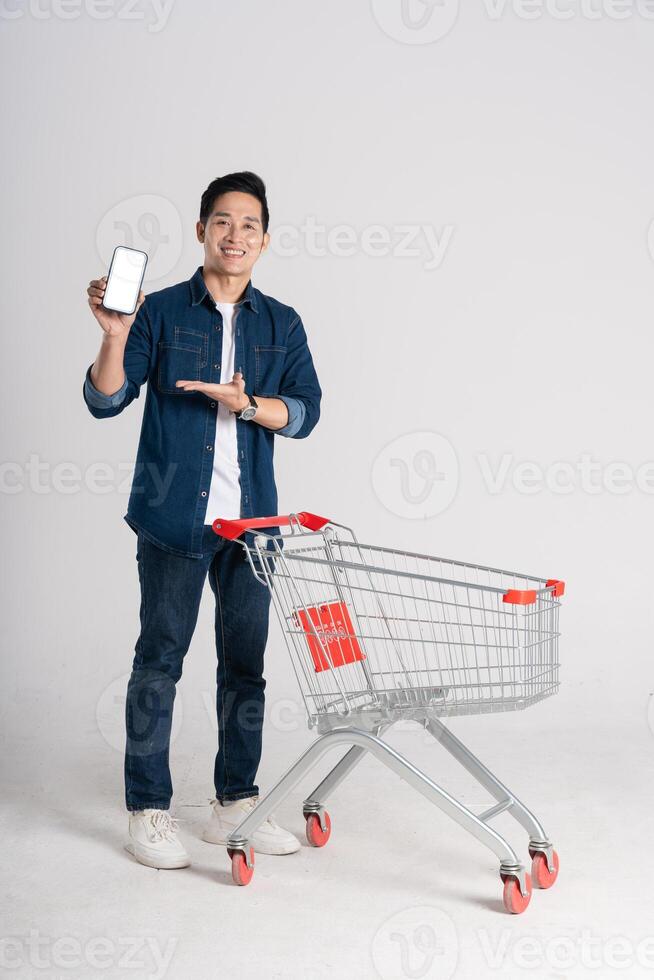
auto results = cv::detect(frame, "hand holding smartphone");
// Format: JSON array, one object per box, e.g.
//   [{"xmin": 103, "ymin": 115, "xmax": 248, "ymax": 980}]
[{"xmin": 87, "ymin": 246, "xmax": 148, "ymax": 338}]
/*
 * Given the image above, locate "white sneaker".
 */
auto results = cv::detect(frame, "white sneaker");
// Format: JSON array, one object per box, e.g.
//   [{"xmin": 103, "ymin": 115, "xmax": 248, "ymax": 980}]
[
  {"xmin": 126, "ymin": 809, "xmax": 191, "ymax": 869},
  {"xmin": 202, "ymin": 796, "xmax": 301, "ymax": 855}
]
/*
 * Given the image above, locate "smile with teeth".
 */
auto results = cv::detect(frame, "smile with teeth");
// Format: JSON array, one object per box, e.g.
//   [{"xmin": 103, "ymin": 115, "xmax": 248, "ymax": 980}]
[{"xmin": 221, "ymin": 247, "xmax": 246, "ymax": 257}]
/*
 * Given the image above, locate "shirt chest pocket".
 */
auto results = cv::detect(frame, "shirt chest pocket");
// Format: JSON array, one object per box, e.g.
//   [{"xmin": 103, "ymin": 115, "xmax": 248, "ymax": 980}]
[
  {"xmin": 254, "ymin": 345, "xmax": 287, "ymax": 396},
  {"xmin": 157, "ymin": 341, "xmax": 205, "ymax": 395}
]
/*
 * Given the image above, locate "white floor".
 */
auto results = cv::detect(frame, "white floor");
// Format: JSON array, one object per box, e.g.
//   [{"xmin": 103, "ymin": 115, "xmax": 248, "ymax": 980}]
[{"xmin": 4, "ymin": 705, "xmax": 654, "ymax": 980}]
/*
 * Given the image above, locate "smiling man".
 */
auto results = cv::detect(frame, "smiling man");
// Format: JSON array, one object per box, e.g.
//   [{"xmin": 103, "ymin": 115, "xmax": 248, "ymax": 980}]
[{"xmin": 83, "ymin": 172, "xmax": 322, "ymax": 869}]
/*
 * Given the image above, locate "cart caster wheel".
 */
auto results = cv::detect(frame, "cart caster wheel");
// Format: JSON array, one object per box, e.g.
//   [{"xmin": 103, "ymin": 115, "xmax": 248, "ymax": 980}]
[
  {"xmin": 304, "ymin": 810, "xmax": 331, "ymax": 847},
  {"xmin": 529, "ymin": 848, "xmax": 559, "ymax": 889},
  {"xmin": 227, "ymin": 847, "xmax": 254, "ymax": 886},
  {"xmin": 501, "ymin": 872, "xmax": 532, "ymax": 914}
]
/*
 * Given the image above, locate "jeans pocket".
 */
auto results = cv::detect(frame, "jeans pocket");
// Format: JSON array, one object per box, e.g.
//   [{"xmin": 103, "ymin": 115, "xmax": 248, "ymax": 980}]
[{"xmin": 157, "ymin": 342, "xmax": 202, "ymax": 394}]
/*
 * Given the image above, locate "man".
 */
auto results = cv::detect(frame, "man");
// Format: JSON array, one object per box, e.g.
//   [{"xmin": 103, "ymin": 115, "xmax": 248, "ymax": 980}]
[{"xmin": 84, "ymin": 171, "xmax": 321, "ymax": 869}]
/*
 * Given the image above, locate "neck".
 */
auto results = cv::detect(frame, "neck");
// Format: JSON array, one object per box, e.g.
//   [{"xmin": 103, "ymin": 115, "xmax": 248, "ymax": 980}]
[{"xmin": 202, "ymin": 266, "xmax": 250, "ymax": 305}]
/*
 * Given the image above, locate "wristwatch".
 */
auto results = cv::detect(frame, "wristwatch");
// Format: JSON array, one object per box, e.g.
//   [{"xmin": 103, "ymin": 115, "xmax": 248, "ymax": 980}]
[{"xmin": 236, "ymin": 393, "xmax": 258, "ymax": 421}]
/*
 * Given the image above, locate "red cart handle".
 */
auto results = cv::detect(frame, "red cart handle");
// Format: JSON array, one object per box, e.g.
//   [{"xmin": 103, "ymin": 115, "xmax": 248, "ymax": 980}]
[{"xmin": 212, "ymin": 511, "xmax": 330, "ymax": 541}]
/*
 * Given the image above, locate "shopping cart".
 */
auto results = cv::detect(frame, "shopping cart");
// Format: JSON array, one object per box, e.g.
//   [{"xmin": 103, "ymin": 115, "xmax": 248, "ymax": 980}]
[{"xmin": 212, "ymin": 511, "xmax": 564, "ymax": 914}]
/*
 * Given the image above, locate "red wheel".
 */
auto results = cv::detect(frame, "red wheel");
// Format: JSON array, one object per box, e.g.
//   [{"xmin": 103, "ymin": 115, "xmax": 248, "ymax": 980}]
[
  {"xmin": 502, "ymin": 872, "xmax": 532, "ymax": 914},
  {"xmin": 305, "ymin": 811, "xmax": 331, "ymax": 847},
  {"xmin": 228, "ymin": 847, "xmax": 254, "ymax": 886},
  {"xmin": 529, "ymin": 848, "xmax": 559, "ymax": 889}
]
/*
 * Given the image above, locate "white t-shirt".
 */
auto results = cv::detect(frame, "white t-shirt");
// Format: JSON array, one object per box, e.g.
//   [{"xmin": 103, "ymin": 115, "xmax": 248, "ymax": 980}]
[{"xmin": 204, "ymin": 301, "xmax": 242, "ymax": 523}]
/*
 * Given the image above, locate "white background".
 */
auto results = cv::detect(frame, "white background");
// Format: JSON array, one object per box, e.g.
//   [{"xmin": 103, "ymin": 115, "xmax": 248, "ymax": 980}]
[{"xmin": 2, "ymin": 2, "xmax": 654, "ymax": 979}]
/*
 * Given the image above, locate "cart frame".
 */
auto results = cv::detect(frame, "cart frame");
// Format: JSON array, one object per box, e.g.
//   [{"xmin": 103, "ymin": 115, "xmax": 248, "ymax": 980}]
[{"xmin": 212, "ymin": 511, "xmax": 563, "ymax": 913}]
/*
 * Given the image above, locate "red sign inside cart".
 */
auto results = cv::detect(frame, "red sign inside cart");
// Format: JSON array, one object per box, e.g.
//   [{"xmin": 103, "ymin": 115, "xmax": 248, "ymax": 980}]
[{"xmin": 294, "ymin": 602, "xmax": 366, "ymax": 673}]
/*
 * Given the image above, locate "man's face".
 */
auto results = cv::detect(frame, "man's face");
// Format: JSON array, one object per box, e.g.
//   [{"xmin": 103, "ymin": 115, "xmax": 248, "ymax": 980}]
[{"xmin": 197, "ymin": 191, "xmax": 269, "ymax": 278}]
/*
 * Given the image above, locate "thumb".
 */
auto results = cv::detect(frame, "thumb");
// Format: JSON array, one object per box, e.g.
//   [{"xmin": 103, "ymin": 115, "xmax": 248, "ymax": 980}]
[{"xmin": 233, "ymin": 372, "xmax": 243, "ymax": 382}]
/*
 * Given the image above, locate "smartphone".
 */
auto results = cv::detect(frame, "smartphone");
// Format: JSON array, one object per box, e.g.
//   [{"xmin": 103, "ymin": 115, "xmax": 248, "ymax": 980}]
[{"xmin": 102, "ymin": 246, "xmax": 148, "ymax": 315}]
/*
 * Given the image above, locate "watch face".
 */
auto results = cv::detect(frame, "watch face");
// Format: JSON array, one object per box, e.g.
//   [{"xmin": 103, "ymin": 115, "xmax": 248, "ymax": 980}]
[{"xmin": 240, "ymin": 406, "xmax": 257, "ymax": 421}]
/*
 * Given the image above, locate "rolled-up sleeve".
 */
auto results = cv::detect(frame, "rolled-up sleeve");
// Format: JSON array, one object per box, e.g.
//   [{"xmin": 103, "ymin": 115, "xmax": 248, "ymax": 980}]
[
  {"xmin": 276, "ymin": 313, "xmax": 321, "ymax": 439},
  {"xmin": 82, "ymin": 302, "xmax": 154, "ymax": 420},
  {"xmin": 275, "ymin": 395, "xmax": 306, "ymax": 438},
  {"xmin": 83, "ymin": 368, "xmax": 128, "ymax": 410}
]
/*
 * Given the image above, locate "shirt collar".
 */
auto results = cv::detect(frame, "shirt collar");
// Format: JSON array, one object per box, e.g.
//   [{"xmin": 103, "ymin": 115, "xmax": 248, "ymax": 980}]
[{"xmin": 189, "ymin": 266, "xmax": 259, "ymax": 314}]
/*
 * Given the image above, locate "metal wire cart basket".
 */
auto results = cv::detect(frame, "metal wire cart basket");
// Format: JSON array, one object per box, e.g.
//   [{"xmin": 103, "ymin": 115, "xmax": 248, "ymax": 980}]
[{"xmin": 212, "ymin": 511, "xmax": 564, "ymax": 914}]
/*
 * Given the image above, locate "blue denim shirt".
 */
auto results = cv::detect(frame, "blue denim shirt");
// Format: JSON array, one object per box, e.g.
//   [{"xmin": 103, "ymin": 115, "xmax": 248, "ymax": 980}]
[{"xmin": 83, "ymin": 267, "xmax": 321, "ymax": 557}]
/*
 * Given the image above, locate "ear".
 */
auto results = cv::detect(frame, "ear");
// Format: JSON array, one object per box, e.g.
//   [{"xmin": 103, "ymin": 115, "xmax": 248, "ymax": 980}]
[
  {"xmin": 196, "ymin": 220, "xmax": 205, "ymax": 244},
  {"xmin": 259, "ymin": 231, "xmax": 270, "ymax": 255}
]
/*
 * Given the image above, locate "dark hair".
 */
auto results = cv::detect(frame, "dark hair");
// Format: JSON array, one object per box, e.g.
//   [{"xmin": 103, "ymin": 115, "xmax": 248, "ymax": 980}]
[{"xmin": 199, "ymin": 171, "xmax": 269, "ymax": 233}]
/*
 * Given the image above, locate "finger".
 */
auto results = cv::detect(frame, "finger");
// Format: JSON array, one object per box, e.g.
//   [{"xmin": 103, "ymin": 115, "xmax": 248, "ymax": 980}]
[
  {"xmin": 88, "ymin": 296, "xmax": 104, "ymax": 306},
  {"xmin": 233, "ymin": 372, "xmax": 243, "ymax": 381},
  {"xmin": 175, "ymin": 381, "xmax": 206, "ymax": 390},
  {"xmin": 199, "ymin": 382, "xmax": 230, "ymax": 393},
  {"xmin": 87, "ymin": 286, "xmax": 105, "ymax": 298}
]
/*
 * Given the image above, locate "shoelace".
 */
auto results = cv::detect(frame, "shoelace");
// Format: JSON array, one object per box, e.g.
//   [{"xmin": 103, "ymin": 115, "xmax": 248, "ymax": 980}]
[
  {"xmin": 147, "ymin": 810, "xmax": 182, "ymax": 843},
  {"xmin": 209, "ymin": 796, "xmax": 280, "ymax": 830}
]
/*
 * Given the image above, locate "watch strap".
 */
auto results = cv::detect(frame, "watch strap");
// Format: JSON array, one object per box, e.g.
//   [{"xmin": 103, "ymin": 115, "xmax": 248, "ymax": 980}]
[{"xmin": 237, "ymin": 393, "xmax": 258, "ymax": 419}]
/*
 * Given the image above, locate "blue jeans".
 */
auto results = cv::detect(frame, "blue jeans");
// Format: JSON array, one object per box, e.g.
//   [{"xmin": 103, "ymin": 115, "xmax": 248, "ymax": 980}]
[{"xmin": 124, "ymin": 525, "xmax": 271, "ymax": 811}]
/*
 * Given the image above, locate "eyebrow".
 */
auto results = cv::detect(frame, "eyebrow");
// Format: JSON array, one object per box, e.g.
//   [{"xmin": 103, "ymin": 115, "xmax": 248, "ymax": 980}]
[{"xmin": 213, "ymin": 211, "xmax": 261, "ymax": 224}]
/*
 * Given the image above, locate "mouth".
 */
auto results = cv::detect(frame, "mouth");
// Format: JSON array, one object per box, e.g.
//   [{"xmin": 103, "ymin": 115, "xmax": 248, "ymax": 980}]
[{"xmin": 220, "ymin": 246, "xmax": 246, "ymax": 259}]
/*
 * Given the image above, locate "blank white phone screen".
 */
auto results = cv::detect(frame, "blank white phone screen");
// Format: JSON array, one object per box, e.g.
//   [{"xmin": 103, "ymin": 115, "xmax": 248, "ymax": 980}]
[{"xmin": 103, "ymin": 247, "xmax": 147, "ymax": 314}]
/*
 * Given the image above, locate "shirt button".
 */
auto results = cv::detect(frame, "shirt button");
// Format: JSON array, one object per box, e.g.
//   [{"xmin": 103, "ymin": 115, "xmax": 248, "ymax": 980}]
[
  {"xmin": 210, "ymin": 401, "xmax": 216, "ymax": 408},
  {"xmin": 201, "ymin": 491, "xmax": 207, "ymax": 497},
  {"xmin": 206, "ymin": 445, "xmax": 213, "ymax": 452},
  {"xmin": 214, "ymin": 363, "xmax": 220, "ymax": 370}
]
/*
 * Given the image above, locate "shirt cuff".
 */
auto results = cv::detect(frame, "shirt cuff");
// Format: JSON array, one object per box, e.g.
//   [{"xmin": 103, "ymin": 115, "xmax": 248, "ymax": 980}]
[
  {"xmin": 83, "ymin": 365, "xmax": 128, "ymax": 410},
  {"xmin": 275, "ymin": 395, "xmax": 306, "ymax": 437}
]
